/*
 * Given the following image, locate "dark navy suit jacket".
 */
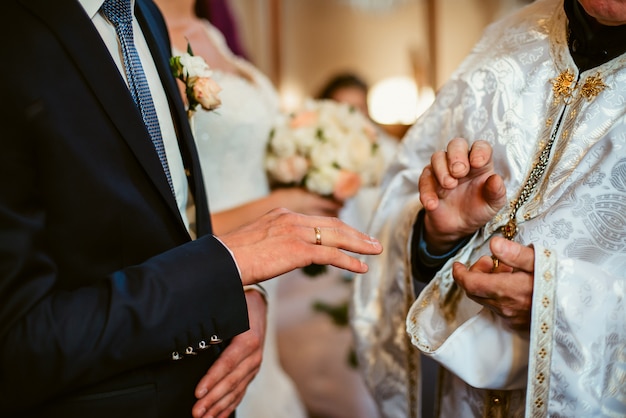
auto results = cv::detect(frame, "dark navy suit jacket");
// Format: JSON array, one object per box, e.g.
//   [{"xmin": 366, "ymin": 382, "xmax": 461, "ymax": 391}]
[{"xmin": 0, "ymin": 0, "xmax": 248, "ymax": 416}]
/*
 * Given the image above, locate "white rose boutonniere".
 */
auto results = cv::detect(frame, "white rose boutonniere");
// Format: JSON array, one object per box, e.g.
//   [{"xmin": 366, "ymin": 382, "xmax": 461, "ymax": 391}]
[{"xmin": 170, "ymin": 44, "xmax": 222, "ymax": 117}]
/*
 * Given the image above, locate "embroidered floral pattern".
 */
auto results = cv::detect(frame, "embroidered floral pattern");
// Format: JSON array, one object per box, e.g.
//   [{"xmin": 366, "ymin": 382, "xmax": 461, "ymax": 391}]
[
  {"xmin": 550, "ymin": 219, "xmax": 573, "ymax": 239},
  {"xmin": 583, "ymin": 169, "xmax": 606, "ymax": 188},
  {"xmin": 580, "ymin": 73, "xmax": 608, "ymax": 100},
  {"xmin": 551, "ymin": 69, "xmax": 576, "ymax": 103}
]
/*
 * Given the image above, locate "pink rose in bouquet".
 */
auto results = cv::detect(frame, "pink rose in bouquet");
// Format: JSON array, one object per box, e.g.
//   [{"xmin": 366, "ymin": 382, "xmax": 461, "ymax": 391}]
[{"xmin": 332, "ymin": 170, "xmax": 362, "ymax": 202}]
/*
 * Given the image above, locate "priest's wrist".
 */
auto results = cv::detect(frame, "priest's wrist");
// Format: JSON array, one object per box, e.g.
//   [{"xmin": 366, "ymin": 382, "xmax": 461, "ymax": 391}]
[
  {"xmin": 422, "ymin": 211, "xmax": 471, "ymax": 255},
  {"xmin": 411, "ymin": 209, "xmax": 471, "ymax": 284}
]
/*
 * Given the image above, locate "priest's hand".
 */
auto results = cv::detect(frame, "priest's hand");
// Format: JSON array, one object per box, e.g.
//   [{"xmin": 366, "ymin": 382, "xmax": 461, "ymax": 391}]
[
  {"xmin": 452, "ymin": 236, "xmax": 534, "ymax": 331},
  {"xmin": 418, "ymin": 138, "xmax": 507, "ymax": 254},
  {"xmin": 219, "ymin": 207, "xmax": 383, "ymax": 286},
  {"xmin": 192, "ymin": 289, "xmax": 267, "ymax": 418}
]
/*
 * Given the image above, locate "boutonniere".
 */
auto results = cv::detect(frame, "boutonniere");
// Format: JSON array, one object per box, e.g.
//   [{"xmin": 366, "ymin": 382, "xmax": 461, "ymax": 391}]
[{"xmin": 170, "ymin": 44, "xmax": 222, "ymax": 117}]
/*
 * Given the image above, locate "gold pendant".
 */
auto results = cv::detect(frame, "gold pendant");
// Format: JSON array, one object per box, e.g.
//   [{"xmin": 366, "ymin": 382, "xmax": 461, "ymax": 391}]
[{"xmin": 501, "ymin": 218, "xmax": 517, "ymax": 240}]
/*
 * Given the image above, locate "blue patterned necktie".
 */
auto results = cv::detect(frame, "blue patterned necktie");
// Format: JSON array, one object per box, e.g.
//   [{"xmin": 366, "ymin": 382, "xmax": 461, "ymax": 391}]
[{"xmin": 101, "ymin": 0, "xmax": 175, "ymax": 195}]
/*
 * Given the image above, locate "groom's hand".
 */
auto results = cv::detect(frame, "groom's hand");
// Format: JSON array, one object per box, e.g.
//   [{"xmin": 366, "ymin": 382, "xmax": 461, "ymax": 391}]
[
  {"xmin": 219, "ymin": 207, "xmax": 383, "ymax": 286},
  {"xmin": 192, "ymin": 290, "xmax": 267, "ymax": 418}
]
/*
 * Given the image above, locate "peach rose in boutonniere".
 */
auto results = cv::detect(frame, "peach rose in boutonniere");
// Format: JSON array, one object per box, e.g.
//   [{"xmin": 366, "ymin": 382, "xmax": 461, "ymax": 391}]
[
  {"xmin": 170, "ymin": 44, "xmax": 221, "ymax": 117},
  {"xmin": 191, "ymin": 77, "xmax": 221, "ymax": 111}
]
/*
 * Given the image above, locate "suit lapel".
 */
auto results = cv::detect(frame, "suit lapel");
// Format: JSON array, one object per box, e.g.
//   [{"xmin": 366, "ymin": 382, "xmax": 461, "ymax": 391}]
[
  {"xmin": 20, "ymin": 0, "xmax": 185, "ymax": 227},
  {"xmin": 136, "ymin": 0, "xmax": 213, "ymax": 236}
]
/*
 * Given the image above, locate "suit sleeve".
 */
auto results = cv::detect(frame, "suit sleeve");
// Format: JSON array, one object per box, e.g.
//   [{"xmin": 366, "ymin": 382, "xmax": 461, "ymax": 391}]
[
  {"xmin": 0, "ymin": 229, "xmax": 249, "ymax": 411},
  {"xmin": 0, "ymin": 0, "xmax": 249, "ymax": 412},
  {"xmin": 0, "ymin": 104, "xmax": 249, "ymax": 409}
]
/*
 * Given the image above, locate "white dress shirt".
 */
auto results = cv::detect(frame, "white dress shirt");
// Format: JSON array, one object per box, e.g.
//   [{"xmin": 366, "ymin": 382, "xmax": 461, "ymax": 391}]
[{"xmin": 78, "ymin": 0, "xmax": 192, "ymax": 232}]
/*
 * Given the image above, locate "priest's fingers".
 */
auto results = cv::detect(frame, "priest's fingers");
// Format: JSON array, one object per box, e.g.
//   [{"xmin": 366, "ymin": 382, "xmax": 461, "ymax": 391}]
[
  {"xmin": 470, "ymin": 291, "xmax": 532, "ymax": 331},
  {"xmin": 430, "ymin": 137, "xmax": 486, "ymax": 188},
  {"xmin": 467, "ymin": 254, "xmax": 514, "ymax": 274},
  {"xmin": 418, "ymin": 165, "xmax": 440, "ymax": 211},
  {"xmin": 445, "ymin": 137, "xmax": 471, "ymax": 178},
  {"xmin": 490, "ymin": 237, "xmax": 535, "ymax": 274},
  {"xmin": 454, "ymin": 258, "xmax": 533, "ymax": 299},
  {"xmin": 467, "ymin": 140, "xmax": 493, "ymax": 170},
  {"xmin": 483, "ymin": 173, "xmax": 508, "ymax": 212},
  {"xmin": 452, "ymin": 260, "xmax": 533, "ymax": 330},
  {"xmin": 431, "ymin": 136, "xmax": 470, "ymax": 188},
  {"xmin": 430, "ymin": 149, "xmax": 457, "ymax": 189}
]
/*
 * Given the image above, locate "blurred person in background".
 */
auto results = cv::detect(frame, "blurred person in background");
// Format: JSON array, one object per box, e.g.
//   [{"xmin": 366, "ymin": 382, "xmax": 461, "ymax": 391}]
[
  {"xmin": 276, "ymin": 72, "xmax": 400, "ymax": 418},
  {"xmin": 155, "ymin": 0, "xmax": 342, "ymax": 417}
]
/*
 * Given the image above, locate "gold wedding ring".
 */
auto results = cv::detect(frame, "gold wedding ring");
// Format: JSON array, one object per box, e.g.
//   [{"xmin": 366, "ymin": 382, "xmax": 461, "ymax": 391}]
[
  {"xmin": 491, "ymin": 254, "xmax": 499, "ymax": 272},
  {"xmin": 314, "ymin": 227, "xmax": 322, "ymax": 245}
]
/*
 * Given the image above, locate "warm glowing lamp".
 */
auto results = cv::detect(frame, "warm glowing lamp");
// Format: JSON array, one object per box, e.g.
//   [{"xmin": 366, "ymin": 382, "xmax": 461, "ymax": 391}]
[
  {"xmin": 279, "ymin": 83, "xmax": 305, "ymax": 113},
  {"xmin": 368, "ymin": 76, "xmax": 434, "ymax": 126}
]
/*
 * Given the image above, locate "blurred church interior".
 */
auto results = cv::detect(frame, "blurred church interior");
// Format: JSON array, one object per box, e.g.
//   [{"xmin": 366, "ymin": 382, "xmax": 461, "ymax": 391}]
[
  {"xmin": 198, "ymin": 2, "xmax": 534, "ymax": 417},
  {"xmin": 224, "ymin": 0, "xmax": 532, "ymax": 138}
]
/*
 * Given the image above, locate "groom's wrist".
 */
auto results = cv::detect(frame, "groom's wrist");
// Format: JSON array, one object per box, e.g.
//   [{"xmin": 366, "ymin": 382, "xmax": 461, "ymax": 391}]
[{"xmin": 243, "ymin": 284, "xmax": 268, "ymax": 304}]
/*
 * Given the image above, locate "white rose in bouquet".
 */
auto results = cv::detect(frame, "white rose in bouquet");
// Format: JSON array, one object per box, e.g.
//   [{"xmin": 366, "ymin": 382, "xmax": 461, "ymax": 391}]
[
  {"xmin": 265, "ymin": 154, "xmax": 309, "ymax": 185},
  {"xmin": 305, "ymin": 165, "xmax": 339, "ymax": 197},
  {"xmin": 265, "ymin": 99, "xmax": 385, "ymax": 202},
  {"xmin": 268, "ymin": 124, "xmax": 298, "ymax": 158}
]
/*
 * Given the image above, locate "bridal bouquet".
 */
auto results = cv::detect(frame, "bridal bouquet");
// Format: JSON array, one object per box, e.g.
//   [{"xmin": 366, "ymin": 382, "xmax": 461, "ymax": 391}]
[{"xmin": 265, "ymin": 99, "xmax": 385, "ymax": 202}]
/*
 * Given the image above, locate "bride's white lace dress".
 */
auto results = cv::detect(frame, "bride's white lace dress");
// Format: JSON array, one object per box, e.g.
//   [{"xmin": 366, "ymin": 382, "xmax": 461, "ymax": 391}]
[{"xmin": 185, "ymin": 21, "xmax": 307, "ymax": 418}]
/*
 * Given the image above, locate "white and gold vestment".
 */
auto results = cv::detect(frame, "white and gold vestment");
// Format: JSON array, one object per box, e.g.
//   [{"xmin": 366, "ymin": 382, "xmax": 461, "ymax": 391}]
[{"xmin": 352, "ymin": 0, "xmax": 626, "ymax": 416}]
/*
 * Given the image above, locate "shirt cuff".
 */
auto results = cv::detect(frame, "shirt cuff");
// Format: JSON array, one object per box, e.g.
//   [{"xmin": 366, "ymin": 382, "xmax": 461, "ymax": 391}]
[
  {"xmin": 243, "ymin": 284, "xmax": 268, "ymax": 304},
  {"xmin": 411, "ymin": 209, "xmax": 471, "ymax": 284},
  {"xmin": 213, "ymin": 235, "xmax": 268, "ymax": 304}
]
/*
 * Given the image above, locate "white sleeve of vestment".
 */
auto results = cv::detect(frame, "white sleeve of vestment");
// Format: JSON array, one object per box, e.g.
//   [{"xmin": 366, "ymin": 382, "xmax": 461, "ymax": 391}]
[{"xmin": 405, "ymin": 236, "xmax": 530, "ymax": 391}]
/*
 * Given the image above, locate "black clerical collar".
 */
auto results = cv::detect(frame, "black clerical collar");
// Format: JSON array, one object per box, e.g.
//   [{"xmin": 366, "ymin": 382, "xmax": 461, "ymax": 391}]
[{"xmin": 564, "ymin": 0, "xmax": 626, "ymax": 72}]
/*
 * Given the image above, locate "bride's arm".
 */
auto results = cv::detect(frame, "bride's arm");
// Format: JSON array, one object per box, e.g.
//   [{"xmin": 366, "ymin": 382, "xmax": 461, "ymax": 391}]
[{"xmin": 211, "ymin": 188, "xmax": 343, "ymax": 235}]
